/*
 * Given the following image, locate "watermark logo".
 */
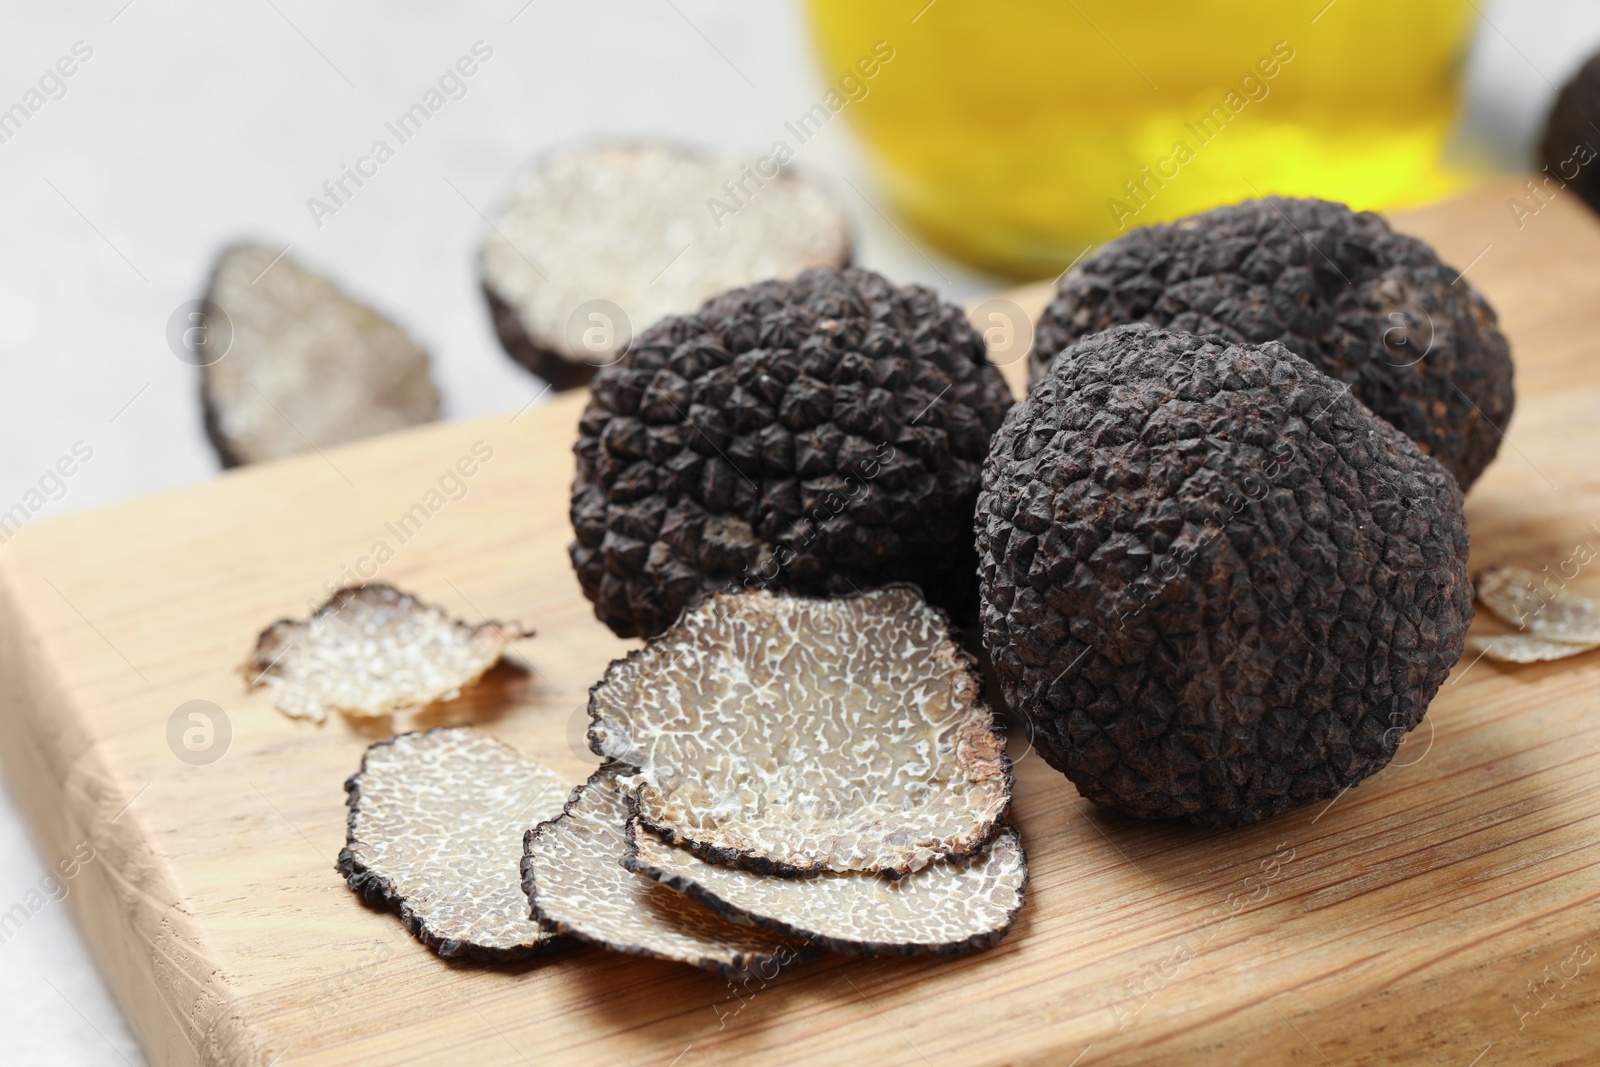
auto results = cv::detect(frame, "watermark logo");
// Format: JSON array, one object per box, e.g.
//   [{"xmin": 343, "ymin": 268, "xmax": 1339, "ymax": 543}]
[
  {"xmin": 969, "ymin": 297, "xmax": 1034, "ymax": 368},
  {"xmin": 1109, "ymin": 840, "xmax": 1297, "ymax": 1029},
  {"xmin": 565, "ymin": 300, "xmax": 632, "ymax": 369},
  {"xmin": 0, "ymin": 440, "xmax": 93, "ymax": 546},
  {"xmin": 0, "ymin": 839, "xmax": 97, "ymax": 947},
  {"xmin": 1107, "ymin": 40, "xmax": 1295, "ymax": 230},
  {"xmin": 308, "ymin": 441, "xmax": 495, "ymax": 613},
  {"xmin": 1511, "ymin": 937, "xmax": 1597, "ymax": 1030},
  {"xmin": 166, "ymin": 300, "xmax": 233, "ymax": 367},
  {"xmin": 306, "ymin": 41, "xmax": 495, "ymax": 229},
  {"xmin": 0, "ymin": 40, "xmax": 93, "ymax": 149},
  {"xmin": 706, "ymin": 40, "xmax": 896, "ymax": 229},
  {"xmin": 1381, "ymin": 714, "xmax": 1434, "ymax": 769},
  {"xmin": 1379, "ymin": 304, "xmax": 1436, "ymax": 368},
  {"xmin": 566, "ymin": 702, "xmax": 605, "ymax": 766},
  {"xmin": 1508, "ymin": 142, "xmax": 1597, "ymax": 230},
  {"xmin": 1002, "ymin": 705, "xmax": 1038, "ymax": 766},
  {"xmin": 167, "ymin": 700, "xmax": 231, "ymax": 766},
  {"xmin": 712, "ymin": 940, "xmax": 814, "ymax": 1028}
]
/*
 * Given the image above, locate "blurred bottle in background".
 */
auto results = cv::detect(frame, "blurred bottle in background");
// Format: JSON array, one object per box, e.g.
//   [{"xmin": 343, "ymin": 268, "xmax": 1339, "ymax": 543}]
[{"xmin": 807, "ymin": 0, "xmax": 1478, "ymax": 278}]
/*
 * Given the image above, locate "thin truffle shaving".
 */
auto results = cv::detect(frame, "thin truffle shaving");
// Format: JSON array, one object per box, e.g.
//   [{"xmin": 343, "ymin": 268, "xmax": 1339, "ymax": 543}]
[
  {"xmin": 1466, "ymin": 633, "xmax": 1600, "ymax": 664},
  {"xmin": 483, "ymin": 142, "xmax": 851, "ymax": 390},
  {"xmin": 246, "ymin": 584, "xmax": 531, "ymax": 722},
  {"xmin": 522, "ymin": 765, "xmax": 808, "ymax": 979},
  {"xmin": 587, "ymin": 587, "xmax": 1011, "ymax": 876},
  {"xmin": 202, "ymin": 242, "xmax": 438, "ymax": 466},
  {"xmin": 625, "ymin": 819, "xmax": 1027, "ymax": 957},
  {"xmin": 338, "ymin": 728, "xmax": 570, "ymax": 961},
  {"xmin": 1475, "ymin": 565, "xmax": 1600, "ymax": 643}
]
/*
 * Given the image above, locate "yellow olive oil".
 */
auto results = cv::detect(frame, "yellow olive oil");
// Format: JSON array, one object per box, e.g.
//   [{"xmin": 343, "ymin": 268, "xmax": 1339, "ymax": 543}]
[{"xmin": 806, "ymin": 0, "xmax": 1477, "ymax": 277}]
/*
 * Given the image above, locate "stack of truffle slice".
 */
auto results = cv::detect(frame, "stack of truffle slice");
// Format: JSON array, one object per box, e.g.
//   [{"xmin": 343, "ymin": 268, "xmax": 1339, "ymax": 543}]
[
  {"xmin": 524, "ymin": 587, "xmax": 1027, "ymax": 973},
  {"xmin": 341, "ymin": 587, "xmax": 1027, "ymax": 979}
]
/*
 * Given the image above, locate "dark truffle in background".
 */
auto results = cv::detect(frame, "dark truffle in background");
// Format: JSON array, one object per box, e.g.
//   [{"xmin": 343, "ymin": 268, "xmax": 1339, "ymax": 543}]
[
  {"xmin": 981, "ymin": 324, "xmax": 1473, "ymax": 826},
  {"xmin": 1030, "ymin": 198, "xmax": 1514, "ymax": 491},
  {"xmin": 1540, "ymin": 51, "xmax": 1600, "ymax": 214},
  {"xmin": 570, "ymin": 266, "xmax": 1014, "ymax": 638}
]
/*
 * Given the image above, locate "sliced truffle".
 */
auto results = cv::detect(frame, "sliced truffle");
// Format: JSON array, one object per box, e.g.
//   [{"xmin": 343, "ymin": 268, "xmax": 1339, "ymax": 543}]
[
  {"xmin": 981, "ymin": 324, "xmax": 1473, "ymax": 826},
  {"xmin": 338, "ymin": 727, "xmax": 570, "ymax": 961},
  {"xmin": 1466, "ymin": 633, "xmax": 1598, "ymax": 664},
  {"xmin": 1030, "ymin": 198, "xmax": 1515, "ymax": 489},
  {"xmin": 245, "ymin": 584, "xmax": 531, "ymax": 723},
  {"xmin": 1540, "ymin": 52, "xmax": 1600, "ymax": 215},
  {"xmin": 571, "ymin": 265, "xmax": 1014, "ymax": 638},
  {"xmin": 1468, "ymin": 565, "xmax": 1600, "ymax": 664},
  {"xmin": 624, "ymin": 819, "xmax": 1027, "ymax": 957},
  {"xmin": 1475, "ymin": 565, "xmax": 1600, "ymax": 642},
  {"xmin": 482, "ymin": 142, "xmax": 852, "ymax": 390},
  {"xmin": 522, "ymin": 764, "xmax": 809, "ymax": 978},
  {"xmin": 587, "ymin": 587, "xmax": 1010, "ymax": 876},
  {"xmin": 202, "ymin": 243, "xmax": 438, "ymax": 467}
]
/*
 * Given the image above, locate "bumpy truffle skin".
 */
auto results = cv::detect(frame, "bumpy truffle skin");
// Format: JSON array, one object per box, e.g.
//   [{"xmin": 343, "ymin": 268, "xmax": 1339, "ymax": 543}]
[
  {"xmin": 982, "ymin": 324, "xmax": 1472, "ymax": 826},
  {"xmin": 571, "ymin": 266, "xmax": 1014, "ymax": 638},
  {"xmin": 1540, "ymin": 52, "xmax": 1600, "ymax": 215},
  {"xmin": 1030, "ymin": 198, "xmax": 1514, "ymax": 490}
]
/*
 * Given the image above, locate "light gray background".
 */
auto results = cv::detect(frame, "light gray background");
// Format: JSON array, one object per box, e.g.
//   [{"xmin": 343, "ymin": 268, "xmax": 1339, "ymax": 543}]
[{"xmin": 1, "ymin": 2, "xmax": 1597, "ymax": 1062}]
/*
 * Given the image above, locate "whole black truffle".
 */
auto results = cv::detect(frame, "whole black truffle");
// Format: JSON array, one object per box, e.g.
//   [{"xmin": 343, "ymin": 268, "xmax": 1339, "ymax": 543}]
[
  {"xmin": 571, "ymin": 266, "xmax": 1014, "ymax": 638},
  {"xmin": 1030, "ymin": 198, "xmax": 1514, "ymax": 490},
  {"xmin": 980, "ymin": 324, "xmax": 1472, "ymax": 826},
  {"xmin": 1540, "ymin": 51, "xmax": 1600, "ymax": 214}
]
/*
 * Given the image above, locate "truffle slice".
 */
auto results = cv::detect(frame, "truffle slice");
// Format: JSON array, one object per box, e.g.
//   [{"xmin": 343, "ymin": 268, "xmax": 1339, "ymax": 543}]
[
  {"xmin": 1475, "ymin": 565, "xmax": 1600, "ymax": 642},
  {"xmin": 1030, "ymin": 197, "xmax": 1514, "ymax": 489},
  {"xmin": 245, "ymin": 584, "xmax": 531, "ymax": 723},
  {"xmin": 1540, "ymin": 52, "xmax": 1600, "ymax": 215},
  {"xmin": 587, "ymin": 587, "xmax": 1011, "ymax": 876},
  {"xmin": 338, "ymin": 727, "xmax": 569, "ymax": 961},
  {"xmin": 201, "ymin": 243, "xmax": 438, "ymax": 467},
  {"xmin": 981, "ymin": 324, "xmax": 1473, "ymax": 826},
  {"xmin": 624, "ymin": 819, "xmax": 1027, "ymax": 957},
  {"xmin": 482, "ymin": 142, "xmax": 851, "ymax": 390},
  {"xmin": 1466, "ymin": 634, "xmax": 1598, "ymax": 664},
  {"xmin": 522, "ymin": 765, "xmax": 809, "ymax": 978},
  {"xmin": 1468, "ymin": 565, "xmax": 1600, "ymax": 663},
  {"xmin": 570, "ymin": 264, "xmax": 1015, "ymax": 638}
]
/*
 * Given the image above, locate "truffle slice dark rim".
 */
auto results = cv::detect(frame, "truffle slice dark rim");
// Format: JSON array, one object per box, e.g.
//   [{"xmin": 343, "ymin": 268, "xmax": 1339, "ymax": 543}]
[
  {"xmin": 1464, "ymin": 633, "xmax": 1599, "ymax": 663},
  {"xmin": 621, "ymin": 818, "xmax": 1030, "ymax": 958},
  {"xmin": 623, "ymin": 787, "xmax": 1010, "ymax": 882},
  {"xmin": 337, "ymin": 727, "xmax": 569, "ymax": 964},
  {"xmin": 521, "ymin": 764, "xmax": 822, "ymax": 981},
  {"xmin": 481, "ymin": 278, "xmax": 599, "ymax": 392},
  {"xmin": 585, "ymin": 585, "xmax": 1014, "ymax": 878}
]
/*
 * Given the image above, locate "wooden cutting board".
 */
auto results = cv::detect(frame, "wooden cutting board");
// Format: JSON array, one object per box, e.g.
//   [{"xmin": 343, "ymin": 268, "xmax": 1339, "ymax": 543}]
[{"xmin": 3, "ymin": 178, "xmax": 1599, "ymax": 1067}]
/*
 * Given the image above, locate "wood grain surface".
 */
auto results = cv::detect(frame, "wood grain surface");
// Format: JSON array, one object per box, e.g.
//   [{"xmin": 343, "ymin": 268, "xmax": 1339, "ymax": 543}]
[{"xmin": 2, "ymin": 178, "xmax": 1599, "ymax": 1066}]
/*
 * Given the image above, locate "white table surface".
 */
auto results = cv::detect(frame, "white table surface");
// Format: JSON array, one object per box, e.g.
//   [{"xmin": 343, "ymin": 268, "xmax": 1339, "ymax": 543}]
[{"xmin": 2, "ymin": 2, "xmax": 1597, "ymax": 1062}]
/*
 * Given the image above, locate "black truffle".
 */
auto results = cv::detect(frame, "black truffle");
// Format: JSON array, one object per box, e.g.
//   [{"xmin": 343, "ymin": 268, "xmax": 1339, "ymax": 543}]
[
  {"xmin": 570, "ymin": 266, "xmax": 1014, "ymax": 638},
  {"xmin": 1030, "ymin": 198, "xmax": 1514, "ymax": 490},
  {"xmin": 980, "ymin": 324, "xmax": 1472, "ymax": 826},
  {"xmin": 1540, "ymin": 52, "xmax": 1600, "ymax": 215}
]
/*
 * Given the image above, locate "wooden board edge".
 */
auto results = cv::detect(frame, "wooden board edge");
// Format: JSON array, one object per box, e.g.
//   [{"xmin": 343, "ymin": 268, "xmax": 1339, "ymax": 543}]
[{"xmin": 0, "ymin": 554, "xmax": 271, "ymax": 1067}]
